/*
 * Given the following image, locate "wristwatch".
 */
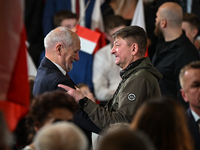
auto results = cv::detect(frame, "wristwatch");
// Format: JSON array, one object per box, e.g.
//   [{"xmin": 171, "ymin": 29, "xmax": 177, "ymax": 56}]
[{"xmin": 78, "ymin": 97, "xmax": 88, "ymax": 109}]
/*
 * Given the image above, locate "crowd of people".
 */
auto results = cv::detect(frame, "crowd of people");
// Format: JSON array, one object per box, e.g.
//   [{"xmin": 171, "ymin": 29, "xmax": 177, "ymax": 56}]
[{"xmin": 1, "ymin": 0, "xmax": 200, "ymax": 150}]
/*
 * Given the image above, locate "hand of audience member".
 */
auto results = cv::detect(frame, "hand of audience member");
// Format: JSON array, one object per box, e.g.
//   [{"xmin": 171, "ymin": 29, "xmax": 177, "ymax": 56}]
[{"xmin": 58, "ymin": 84, "xmax": 85, "ymax": 102}]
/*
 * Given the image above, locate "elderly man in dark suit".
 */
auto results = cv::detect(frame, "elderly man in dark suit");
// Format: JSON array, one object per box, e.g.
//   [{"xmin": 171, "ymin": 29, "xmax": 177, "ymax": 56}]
[
  {"xmin": 33, "ymin": 26, "xmax": 100, "ymax": 148},
  {"xmin": 179, "ymin": 61, "xmax": 200, "ymax": 150}
]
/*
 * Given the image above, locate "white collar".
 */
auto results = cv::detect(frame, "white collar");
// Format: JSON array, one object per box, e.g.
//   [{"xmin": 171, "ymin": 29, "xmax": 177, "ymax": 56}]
[
  {"xmin": 52, "ymin": 61, "xmax": 66, "ymax": 75},
  {"xmin": 191, "ymin": 109, "xmax": 200, "ymax": 122}
]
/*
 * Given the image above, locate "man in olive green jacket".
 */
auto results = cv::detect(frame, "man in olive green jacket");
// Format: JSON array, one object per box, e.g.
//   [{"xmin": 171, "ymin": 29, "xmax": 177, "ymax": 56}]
[{"xmin": 59, "ymin": 26, "xmax": 162, "ymax": 130}]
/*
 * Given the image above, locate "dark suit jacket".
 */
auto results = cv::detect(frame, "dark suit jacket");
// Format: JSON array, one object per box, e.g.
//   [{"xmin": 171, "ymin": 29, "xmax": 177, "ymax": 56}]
[
  {"xmin": 33, "ymin": 57, "xmax": 75, "ymax": 95},
  {"xmin": 33, "ymin": 57, "xmax": 100, "ymax": 135},
  {"xmin": 186, "ymin": 108, "xmax": 200, "ymax": 150},
  {"xmin": 68, "ymin": 51, "xmax": 94, "ymax": 92}
]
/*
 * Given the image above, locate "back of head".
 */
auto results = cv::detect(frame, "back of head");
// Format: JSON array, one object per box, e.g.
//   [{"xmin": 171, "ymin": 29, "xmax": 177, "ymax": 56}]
[
  {"xmin": 34, "ymin": 122, "xmax": 88, "ymax": 150},
  {"xmin": 112, "ymin": 26, "xmax": 147, "ymax": 56},
  {"xmin": 104, "ymin": 15, "xmax": 126, "ymax": 34},
  {"xmin": 183, "ymin": 13, "xmax": 200, "ymax": 30},
  {"xmin": 28, "ymin": 91, "xmax": 78, "ymax": 129},
  {"xmin": 96, "ymin": 128, "xmax": 155, "ymax": 150},
  {"xmin": 130, "ymin": 97, "xmax": 193, "ymax": 150},
  {"xmin": 0, "ymin": 111, "xmax": 12, "ymax": 150},
  {"xmin": 160, "ymin": 2, "xmax": 183, "ymax": 28},
  {"xmin": 54, "ymin": 10, "xmax": 78, "ymax": 28}
]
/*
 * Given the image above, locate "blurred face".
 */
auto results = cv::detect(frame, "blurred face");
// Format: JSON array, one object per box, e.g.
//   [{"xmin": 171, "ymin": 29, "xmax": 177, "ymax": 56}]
[
  {"xmin": 61, "ymin": 35, "xmax": 80, "ymax": 72},
  {"xmin": 181, "ymin": 68, "xmax": 200, "ymax": 112},
  {"xmin": 111, "ymin": 36, "xmax": 133, "ymax": 70},
  {"xmin": 182, "ymin": 22, "xmax": 196, "ymax": 43},
  {"xmin": 154, "ymin": 10, "xmax": 163, "ymax": 37},
  {"xmin": 61, "ymin": 18, "xmax": 77, "ymax": 32}
]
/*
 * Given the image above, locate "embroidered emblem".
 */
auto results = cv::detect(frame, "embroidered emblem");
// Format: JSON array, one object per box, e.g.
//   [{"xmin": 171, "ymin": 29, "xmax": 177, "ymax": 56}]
[{"xmin": 127, "ymin": 93, "xmax": 136, "ymax": 101}]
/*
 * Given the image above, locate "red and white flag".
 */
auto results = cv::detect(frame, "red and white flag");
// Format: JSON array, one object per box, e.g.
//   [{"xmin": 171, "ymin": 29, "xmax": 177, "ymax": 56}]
[
  {"xmin": 76, "ymin": 25, "xmax": 101, "ymax": 54},
  {"xmin": 0, "ymin": 0, "xmax": 30, "ymax": 131}
]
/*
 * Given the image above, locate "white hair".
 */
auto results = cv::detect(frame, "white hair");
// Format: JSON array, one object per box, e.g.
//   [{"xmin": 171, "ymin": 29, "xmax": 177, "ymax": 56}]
[
  {"xmin": 44, "ymin": 26, "xmax": 74, "ymax": 50},
  {"xmin": 34, "ymin": 122, "xmax": 88, "ymax": 150}
]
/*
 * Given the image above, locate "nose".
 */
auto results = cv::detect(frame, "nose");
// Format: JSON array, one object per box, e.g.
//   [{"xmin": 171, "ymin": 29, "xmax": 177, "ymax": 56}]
[
  {"xmin": 111, "ymin": 46, "xmax": 115, "ymax": 54},
  {"xmin": 75, "ymin": 52, "xmax": 79, "ymax": 61}
]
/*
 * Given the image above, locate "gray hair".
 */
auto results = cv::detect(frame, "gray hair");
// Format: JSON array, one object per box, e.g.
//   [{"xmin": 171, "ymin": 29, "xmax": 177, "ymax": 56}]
[
  {"xmin": 179, "ymin": 61, "xmax": 200, "ymax": 89},
  {"xmin": 44, "ymin": 27, "xmax": 74, "ymax": 50},
  {"xmin": 34, "ymin": 122, "xmax": 88, "ymax": 150}
]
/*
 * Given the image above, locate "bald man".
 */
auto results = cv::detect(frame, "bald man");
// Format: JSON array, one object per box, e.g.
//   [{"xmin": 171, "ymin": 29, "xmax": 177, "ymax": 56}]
[{"xmin": 151, "ymin": 2, "xmax": 200, "ymax": 108}]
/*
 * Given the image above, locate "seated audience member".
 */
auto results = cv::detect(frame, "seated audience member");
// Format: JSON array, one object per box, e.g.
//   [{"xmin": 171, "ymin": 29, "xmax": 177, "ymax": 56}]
[
  {"xmin": 96, "ymin": 128, "xmax": 156, "ymax": 150},
  {"xmin": 182, "ymin": 13, "xmax": 200, "ymax": 51},
  {"xmin": 77, "ymin": 83, "xmax": 96, "ymax": 102},
  {"xmin": 130, "ymin": 97, "xmax": 194, "ymax": 150},
  {"xmin": 0, "ymin": 111, "xmax": 13, "ymax": 150},
  {"xmin": 22, "ymin": 91, "xmax": 78, "ymax": 150},
  {"xmin": 179, "ymin": 61, "xmax": 200, "ymax": 150},
  {"xmin": 92, "ymin": 15, "xmax": 126, "ymax": 105},
  {"xmin": 33, "ymin": 122, "xmax": 88, "ymax": 150}
]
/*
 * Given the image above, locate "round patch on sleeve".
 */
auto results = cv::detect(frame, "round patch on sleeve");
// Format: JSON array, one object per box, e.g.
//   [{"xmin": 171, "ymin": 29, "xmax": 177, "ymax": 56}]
[{"xmin": 127, "ymin": 93, "xmax": 136, "ymax": 101}]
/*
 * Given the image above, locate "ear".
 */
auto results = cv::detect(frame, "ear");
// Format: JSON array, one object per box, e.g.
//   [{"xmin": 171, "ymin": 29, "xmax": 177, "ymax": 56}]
[
  {"xmin": 34, "ymin": 121, "xmax": 40, "ymax": 132},
  {"xmin": 55, "ymin": 43, "xmax": 62, "ymax": 56},
  {"xmin": 192, "ymin": 28, "xmax": 198, "ymax": 38},
  {"xmin": 131, "ymin": 43, "xmax": 139, "ymax": 55},
  {"xmin": 180, "ymin": 89, "xmax": 189, "ymax": 103},
  {"xmin": 160, "ymin": 19, "xmax": 167, "ymax": 28}
]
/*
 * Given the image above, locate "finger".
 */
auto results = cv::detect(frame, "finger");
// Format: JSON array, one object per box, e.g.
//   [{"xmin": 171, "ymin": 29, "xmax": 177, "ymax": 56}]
[{"xmin": 58, "ymin": 84, "xmax": 70, "ymax": 91}]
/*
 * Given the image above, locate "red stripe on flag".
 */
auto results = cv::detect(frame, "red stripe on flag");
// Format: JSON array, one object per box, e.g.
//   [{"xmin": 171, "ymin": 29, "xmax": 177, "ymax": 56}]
[
  {"xmin": 76, "ymin": 25, "xmax": 100, "ymax": 43},
  {"xmin": 7, "ymin": 27, "xmax": 30, "ymax": 107},
  {"xmin": 0, "ymin": 27, "xmax": 30, "ymax": 132}
]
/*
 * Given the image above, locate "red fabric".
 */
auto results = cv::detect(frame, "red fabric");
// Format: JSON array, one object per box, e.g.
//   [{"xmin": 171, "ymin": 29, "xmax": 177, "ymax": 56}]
[
  {"xmin": 0, "ymin": 27, "xmax": 30, "ymax": 132},
  {"xmin": 76, "ymin": 0, "xmax": 80, "ymax": 18},
  {"xmin": 93, "ymin": 28, "xmax": 107, "ymax": 55},
  {"xmin": 145, "ymin": 47, "xmax": 149, "ymax": 57}
]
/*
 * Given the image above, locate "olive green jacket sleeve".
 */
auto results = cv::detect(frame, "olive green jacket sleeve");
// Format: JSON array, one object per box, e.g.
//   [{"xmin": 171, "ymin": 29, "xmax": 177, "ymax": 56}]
[{"xmin": 83, "ymin": 74, "xmax": 161, "ymax": 130}]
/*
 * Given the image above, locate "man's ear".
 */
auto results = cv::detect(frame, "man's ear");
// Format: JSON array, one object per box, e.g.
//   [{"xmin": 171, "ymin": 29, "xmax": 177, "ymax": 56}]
[
  {"xmin": 161, "ymin": 19, "xmax": 167, "ymax": 28},
  {"xmin": 180, "ymin": 89, "xmax": 189, "ymax": 103},
  {"xmin": 131, "ymin": 43, "xmax": 139, "ymax": 55},
  {"xmin": 34, "ymin": 121, "xmax": 40, "ymax": 132},
  {"xmin": 55, "ymin": 43, "xmax": 62, "ymax": 55},
  {"xmin": 192, "ymin": 28, "xmax": 198, "ymax": 38}
]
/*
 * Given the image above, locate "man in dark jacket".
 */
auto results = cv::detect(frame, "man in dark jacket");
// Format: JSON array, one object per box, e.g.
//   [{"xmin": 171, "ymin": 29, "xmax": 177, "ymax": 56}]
[
  {"xmin": 59, "ymin": 26, "xmax": 162, "ymax": 130},
  {"xmin": 179, "ymin": 61, "xmax": 200, "ymax": 150},
  {"xmin": 152, "ymin": 2, "xmax": 200, "ymax": 108},
  {"xmin": 32, "ymin": 27, "xmax": 100, "ymax": 148}
]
